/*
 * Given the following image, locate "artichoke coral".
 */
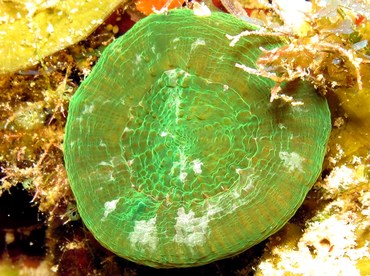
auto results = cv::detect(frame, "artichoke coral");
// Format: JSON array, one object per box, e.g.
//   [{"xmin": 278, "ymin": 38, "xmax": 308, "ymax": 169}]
[{"xmin": 64, "ymin": 9, "xmax": 331, "ymax": 268}]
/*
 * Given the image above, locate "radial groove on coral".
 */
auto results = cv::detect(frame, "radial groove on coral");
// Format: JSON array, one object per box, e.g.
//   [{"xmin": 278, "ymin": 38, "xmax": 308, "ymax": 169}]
[{"xmin": 64, "ymin": 9, "xmax": 331, "ymax": 268}]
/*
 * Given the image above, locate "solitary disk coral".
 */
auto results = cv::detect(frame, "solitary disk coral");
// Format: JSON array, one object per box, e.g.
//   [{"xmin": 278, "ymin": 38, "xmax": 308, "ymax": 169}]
[{"xmin": 64, "ymin": 9, "xmax": 331, "ymax": 268}]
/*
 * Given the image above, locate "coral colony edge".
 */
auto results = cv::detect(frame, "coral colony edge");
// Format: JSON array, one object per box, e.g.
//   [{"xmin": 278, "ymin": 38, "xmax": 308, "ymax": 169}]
[{"xmin": 64, "ymin": 9, "xmax": 331, "ymax": 268}]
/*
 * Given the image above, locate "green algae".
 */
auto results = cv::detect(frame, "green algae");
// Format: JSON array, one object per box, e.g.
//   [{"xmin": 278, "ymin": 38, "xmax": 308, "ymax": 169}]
[{"xmin": 64, "ymin": 9, "xmax": 331, "ymax": 267}]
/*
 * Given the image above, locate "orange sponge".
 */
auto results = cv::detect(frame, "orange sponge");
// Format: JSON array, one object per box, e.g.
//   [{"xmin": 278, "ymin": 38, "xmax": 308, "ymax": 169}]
[{"xmin": 136, "ymin": 0, "xmax": 184, "ymax": 15}]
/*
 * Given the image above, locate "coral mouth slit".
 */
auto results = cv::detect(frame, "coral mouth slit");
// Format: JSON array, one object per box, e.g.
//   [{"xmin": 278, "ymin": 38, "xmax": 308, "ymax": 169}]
[{"xmin": 64, "ymin": 9, "xmax": 331, "ymax": 268}]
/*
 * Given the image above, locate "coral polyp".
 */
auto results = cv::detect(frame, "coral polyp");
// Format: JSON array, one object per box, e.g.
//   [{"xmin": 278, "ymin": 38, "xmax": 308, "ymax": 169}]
[{"xmin": 64, "ymin": 9, "xmax": 331, "ymax": 267}]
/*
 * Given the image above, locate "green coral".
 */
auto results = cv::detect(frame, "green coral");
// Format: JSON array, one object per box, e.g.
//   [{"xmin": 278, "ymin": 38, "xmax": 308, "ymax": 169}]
[{"xmin": 64, "ymin": 9, "xmax": 331, "ymax": 268}]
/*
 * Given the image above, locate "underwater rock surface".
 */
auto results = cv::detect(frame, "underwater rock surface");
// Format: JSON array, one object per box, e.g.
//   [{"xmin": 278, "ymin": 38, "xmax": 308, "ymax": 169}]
[{"xmin": 0, "ymin": 0, "xmax": 126, "ymax": 74}]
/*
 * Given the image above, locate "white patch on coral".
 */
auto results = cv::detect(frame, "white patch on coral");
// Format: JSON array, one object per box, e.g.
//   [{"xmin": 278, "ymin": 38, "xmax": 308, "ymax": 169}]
[
  {"xmin": 243, "ymin": 181, "xmax": 254, "ymax": 192},
  {"xmin": 236, "ymin": 168, "xmax": 255, "ymax": 192},
  {"xmin": 173, "ymin": 207, "xmax": 209, "ymax": 247},
  {"xmin": 178, "ymin": 148, "xmax": 187, "ymax": 168},
  {"xmin": 206, "ymin": 203, "xmax": 222, "ymax": 216},
  {"xmin": 82, "ymin": 104, "xmax": 94, "ymax": 114},
  {"xmin": 279, "ymin": 151, "xmax": 304, "ymax": 172},
  {"xmin": 191, "ymin": 159, "xmax": 203, "ymax": 174},
  {"xmin": 174, "ymin": 94, "xmax": 182, "ymax": 123},
  {"xmin": 179, "ymin": 172, "xmax": 188, "ymax": 182},
  {"xmin": 98, "ymin": 160, "xmax": 114, "ymax": 167},
  {"xmin": 165, "ymin": 69, "xmax": 180, "ymax": 87},
  {"xmin": 191, "ymin": 38, "xmax": 206, "ymax": 51},
  {"xmin": 108, "ymin": 171, "xmax": 116, "ymax": 182},
  {"xmin": 123, "ymin": 127, "xmax": 133, "ymax": 133},
  {"xmin": 171, "ymin": 147, "xmax": 189, "ymax": 183},
  {"xmin": 99, "ymin": 140, "xmax": 107, "ymax": 148},
  {"xmin": 165, "ymin": 69, "xmax": 177, "ymax": 81},
  {"xmin": 134, "ymin": 54, "xmax": 142, "ymax": 64},
  {"xmin": 102, "ymin": 199, "xmax": 120, "ymax": 220},
  {"xmin": 292, "ymin": 105, "xmax": 304, "ymax": 113},
  {"xmin": 129, "ymin": 217, "xmax": 158, "ymax": 252},
  {"xmin": 278, "ymin": 123, "xmax": 286, "ymax": 129},
  {"xmin": 160, "ymin": 131, "xmax": 168, "ymax": 137},
  {"xmin": 233, "ymin": 190, "xmax": 241, "ymax": 198},
  {"xmin": 75, "ymin": 116, "xmax": 83, "ymax": 123},
  {"xmin": 164, "ymin": 69, "xmax": 190, "ymax": 88}
]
